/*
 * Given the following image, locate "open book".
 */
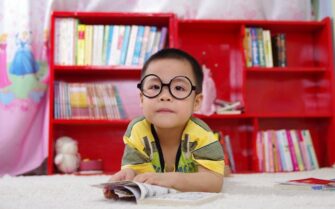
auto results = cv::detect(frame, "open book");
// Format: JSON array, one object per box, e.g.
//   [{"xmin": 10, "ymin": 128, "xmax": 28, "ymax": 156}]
[
  {"xmin": 276, "ymin": 178, "xmax": 335, "ymax": 191},
  {"xmin": 93, "ymin": 180, "xmax": 223, "ymax": 205}
]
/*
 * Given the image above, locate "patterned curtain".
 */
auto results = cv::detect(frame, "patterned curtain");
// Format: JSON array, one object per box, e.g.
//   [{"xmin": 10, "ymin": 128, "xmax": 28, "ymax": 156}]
[
  {"xmin": 0, "ymin": 0, "xmax": 312, "ymax": 176},
  {"xmin": 0, "ymin": 0, "xmax": 49, "ymax": 176}
]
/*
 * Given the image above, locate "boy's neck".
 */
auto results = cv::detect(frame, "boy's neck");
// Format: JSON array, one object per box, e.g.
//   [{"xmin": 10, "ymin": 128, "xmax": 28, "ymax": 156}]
[{"xmin": 153, "ymin": 125, "xmax": 185, "ymax": 147}]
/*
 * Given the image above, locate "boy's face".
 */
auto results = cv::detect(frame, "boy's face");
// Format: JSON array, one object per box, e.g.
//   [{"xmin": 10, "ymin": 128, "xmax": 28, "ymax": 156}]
[{"xmin": 139, "ymin": 58, "xmax": 203, "ymax": 129}]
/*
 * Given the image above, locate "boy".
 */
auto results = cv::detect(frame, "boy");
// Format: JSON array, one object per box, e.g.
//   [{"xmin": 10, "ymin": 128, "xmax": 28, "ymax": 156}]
[{"xmin": 107, "ymin": 48, "xmax": 224, "ymax": 193}]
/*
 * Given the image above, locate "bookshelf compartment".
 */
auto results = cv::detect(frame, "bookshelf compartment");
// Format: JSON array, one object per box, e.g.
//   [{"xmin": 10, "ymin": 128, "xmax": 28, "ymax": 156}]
[
  {"xmin": 256, "ymin": 118, "xmax": 331, "ymax": 168},
  {"xmin": 243, "ymin": 18, "xmax": 331, "ymax": 68},
  {"xmin": 50, "ymin": 124, "xmax": 126, "ymax": 174},
  {"xmin": 203, "ymin": 117, "xmax": 254, "ymax": 172},
  {"xmin": 245, "ymin": 73, "xmax": 333, "ymax": 116},
  {"xmin": 53, "ymin": 79, "xmax": 142, "ymax": 120},
  {"xmin": 177, "ymin": 21, "xmax": 244, "ymax": 106}
]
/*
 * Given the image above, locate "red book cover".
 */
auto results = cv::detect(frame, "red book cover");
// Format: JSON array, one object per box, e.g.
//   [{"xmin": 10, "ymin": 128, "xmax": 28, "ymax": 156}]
[{"xmin": 288, "ymin": 178, "xmax": 335, "ymax": 186}]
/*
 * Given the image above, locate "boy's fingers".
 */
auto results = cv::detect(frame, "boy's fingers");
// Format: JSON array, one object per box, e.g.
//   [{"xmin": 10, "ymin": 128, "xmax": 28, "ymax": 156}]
[
  {"xmin": 125, "ymin": 170, "xmax": 135, "ymax": 180},
  {"xmin": 103, "ymin": 188, "xmax": 112, "ymax": 199}
]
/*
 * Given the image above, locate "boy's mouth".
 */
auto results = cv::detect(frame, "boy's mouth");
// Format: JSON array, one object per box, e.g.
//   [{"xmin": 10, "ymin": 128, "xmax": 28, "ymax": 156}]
[{"xmin": 156, "ymin": 108, "xmax": 175, "ymax": 113}]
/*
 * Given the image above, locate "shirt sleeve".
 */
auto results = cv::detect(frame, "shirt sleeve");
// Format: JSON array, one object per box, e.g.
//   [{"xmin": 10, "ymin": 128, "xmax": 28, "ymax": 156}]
[
  {"xmin": 192, "ymin": 140, "xmax": 225, "ymax": 175},
  {"xmin": 121, "ymin": 135, "xmax": 155, "ymax": 174}
]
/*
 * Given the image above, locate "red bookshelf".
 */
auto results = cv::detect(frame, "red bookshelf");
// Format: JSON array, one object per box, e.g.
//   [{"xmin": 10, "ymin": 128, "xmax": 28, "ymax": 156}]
[{"xmin": 48, "ymin": 12, "xmax": 335, "ymax": 174}]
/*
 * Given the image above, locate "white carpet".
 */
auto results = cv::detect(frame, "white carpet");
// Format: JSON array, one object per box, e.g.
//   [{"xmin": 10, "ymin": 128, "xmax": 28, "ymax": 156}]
[{"xmin": 0, "ymin": 168, "xmax": 334, "ymax": 209}]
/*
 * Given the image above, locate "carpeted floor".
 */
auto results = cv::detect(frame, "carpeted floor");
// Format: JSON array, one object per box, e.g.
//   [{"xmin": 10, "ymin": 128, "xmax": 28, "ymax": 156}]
[{"xmin": 0, "ymin": 168, "xmax": 334, "ymax": 209}]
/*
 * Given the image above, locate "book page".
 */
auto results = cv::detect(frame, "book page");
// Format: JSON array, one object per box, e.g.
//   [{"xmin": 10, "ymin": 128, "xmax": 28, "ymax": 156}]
[
  {"xmin": 93, "ymin": 181, "xmax": 178, "ymax": 200},
  {"xmin": 138, "ymin": 192, "xmax": 223, "ymax": 205},
  {"xmin": 123, "ymin": 185, "xmax": 141, "ymax": 199},
  {"xmin": 135, "ymin": 182, "xmax": 178, "ymax": 200}
]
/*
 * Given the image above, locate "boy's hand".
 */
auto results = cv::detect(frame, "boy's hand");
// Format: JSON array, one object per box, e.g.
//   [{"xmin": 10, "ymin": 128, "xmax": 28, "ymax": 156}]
[
  {"xmin": 103, "ymin": 168, "xmax": 137, "ymax": 198},
  {"xmin": 133, "ymin": 172, "xmax": 176, "ymax": 189},
  {"xmin": 108, "ymin": 168, "xmax": 136, "ymax": 182}
]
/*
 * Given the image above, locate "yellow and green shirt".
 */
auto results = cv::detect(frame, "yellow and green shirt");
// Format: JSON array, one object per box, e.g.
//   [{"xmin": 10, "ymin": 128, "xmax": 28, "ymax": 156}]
[{"xmin": 121, "ymin": 116, "xmax": 224, "ymax": 175}]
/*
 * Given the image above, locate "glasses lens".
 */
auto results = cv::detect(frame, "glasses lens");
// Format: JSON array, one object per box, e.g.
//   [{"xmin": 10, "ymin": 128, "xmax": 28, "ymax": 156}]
[
  {"xmin": 141, "ymin": 75, "xmax": 162, "ymax": 98},
  {"xmin": 170, "ymin": 77, "xmax": 193, "ymax": 99}
]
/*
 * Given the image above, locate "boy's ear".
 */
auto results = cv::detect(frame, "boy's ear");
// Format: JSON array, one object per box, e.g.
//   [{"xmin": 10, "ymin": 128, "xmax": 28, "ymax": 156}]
[{"xmin": 193, "ymin": 93, "xmax": 203, "ymax": 112}]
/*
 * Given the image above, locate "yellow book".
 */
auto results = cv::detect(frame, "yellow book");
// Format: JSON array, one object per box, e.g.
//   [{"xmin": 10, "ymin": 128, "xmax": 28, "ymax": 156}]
[
  {"xmin": 77, "ymin": 24, "xmax": 86, "ymax": 65},
  {"xmin": 69, "ymin": 83, "xmax": 88, "ymax": 108},
  {"xmin": 85, "ymin": 25, "xmax": 93, "ymax": 65},
  {"xmin": 243, "ymin": 28, "xmax": 252, "ymax": 67}
]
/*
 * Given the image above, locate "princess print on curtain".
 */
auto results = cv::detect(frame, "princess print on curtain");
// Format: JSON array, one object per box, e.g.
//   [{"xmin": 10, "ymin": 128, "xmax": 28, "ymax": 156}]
[
  {"xmin": 9, "ymin": 32, "xmax": 39, "ymax": 78},
  {"xmin": 0, "ymin": 34, "xmax": 11, "ymax": 88}
]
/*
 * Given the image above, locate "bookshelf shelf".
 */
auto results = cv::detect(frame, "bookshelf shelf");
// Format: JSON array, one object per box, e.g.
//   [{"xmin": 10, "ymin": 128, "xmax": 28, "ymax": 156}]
[
  {"xmin": 254, "ymin": 114, "xmax": 333, "ymax": 118},
  {"xmin": 54, "ymin": 65, "xmax": 142, "ymax": 71},
  {"xmin": 52, "ymin": 119, "xmax": 131, "ymax": 126},
  {"xmin": 48, "ymin": 12, "xmax": 335, "ymax": 174},
  {"xmin": 54, "ymin": 67, "xmax": 141, "ymax": 79},
  {"xmin": 246, "ymin": 67, "xmax": 327, "ymax": 73},
  {"xmin": 196, "ymin": 114, "xmax": 250, "ymax": 119}
]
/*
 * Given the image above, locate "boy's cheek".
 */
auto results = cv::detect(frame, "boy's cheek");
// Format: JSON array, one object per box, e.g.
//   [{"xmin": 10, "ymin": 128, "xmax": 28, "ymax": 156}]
[{"xmin": 139, "ymin": 93, "xmax": 144, "ymax": 107}]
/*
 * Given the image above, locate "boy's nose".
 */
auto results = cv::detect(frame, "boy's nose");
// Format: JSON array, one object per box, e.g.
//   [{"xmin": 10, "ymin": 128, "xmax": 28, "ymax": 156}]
[{"xmin": 159, "ymin": 86, "xmax": 172, "ymax": 101}]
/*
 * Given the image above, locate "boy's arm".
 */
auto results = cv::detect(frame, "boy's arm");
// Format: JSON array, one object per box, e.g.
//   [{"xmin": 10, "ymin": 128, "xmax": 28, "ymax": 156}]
[{"xmin": 133, "ymin": 165, "xmax": 223, "ymax": 192}]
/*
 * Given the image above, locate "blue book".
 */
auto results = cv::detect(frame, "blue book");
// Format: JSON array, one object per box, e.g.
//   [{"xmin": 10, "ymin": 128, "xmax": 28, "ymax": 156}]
[
  {"xmin": 276, "ymin": 131, "xmax": 287, "ymax": 171},
  {"xmin": 250, "ymin": 27, "xmax": 260, "ymax": 67},
  {"xmin": 132, "ymin": 26, "xmax": 145, "ymax": 65},
  {"xmin": 114, "ymin": 86, "xmax": 127, "ymax": 119},
  {"xmin": 120, "ymin": 25, "xmax": 131, "ymax": 65},
  {"xmin": 106, "ymin": 26, "xmax": 114, "ymax": 65},
  {"xmin": 144, "ymin": 26, "xmax": 157, "ymax": 62}
]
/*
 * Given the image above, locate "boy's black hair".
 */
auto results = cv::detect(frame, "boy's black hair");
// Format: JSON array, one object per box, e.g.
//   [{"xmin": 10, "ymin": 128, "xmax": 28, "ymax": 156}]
[{"xmin": 141, "ymin": 48, "xmax": 203, "ymax": 93}]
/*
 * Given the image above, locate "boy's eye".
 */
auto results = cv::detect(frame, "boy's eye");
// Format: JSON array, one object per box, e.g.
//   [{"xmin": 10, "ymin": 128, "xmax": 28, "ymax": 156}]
[
  {"xmin": 174, "ymin": 85, "xmax": 186, "ymax": 91},
  {"xmin": 148, "ymin": 84, "xmax": 161, "ymax": 90}
]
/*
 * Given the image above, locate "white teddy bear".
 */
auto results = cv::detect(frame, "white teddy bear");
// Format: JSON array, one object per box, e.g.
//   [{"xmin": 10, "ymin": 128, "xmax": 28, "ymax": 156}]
[{"xmin": 54, "ymin": 136, "xmax": 81, "ymax": 174}]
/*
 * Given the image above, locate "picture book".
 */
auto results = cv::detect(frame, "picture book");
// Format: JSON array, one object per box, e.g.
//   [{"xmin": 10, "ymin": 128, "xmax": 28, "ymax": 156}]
[
  {"xmin": 276, "ymin": 177, "xmax": 335, "ymax": 191},
  {"xmin": 93, "ymin": 180, "xmax": 223, "ymax": 205}
]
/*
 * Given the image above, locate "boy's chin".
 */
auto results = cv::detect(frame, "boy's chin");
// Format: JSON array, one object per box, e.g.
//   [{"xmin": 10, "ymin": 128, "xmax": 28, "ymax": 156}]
[{"xmin": 152, "ymin": 119, "xmax": 186, "ymax": 130}]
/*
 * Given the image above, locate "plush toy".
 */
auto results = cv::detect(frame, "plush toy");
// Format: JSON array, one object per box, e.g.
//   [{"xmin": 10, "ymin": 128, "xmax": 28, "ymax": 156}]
[{"xmin": 54, "ymin": 136, "xmax": 81, "ymax": 174}]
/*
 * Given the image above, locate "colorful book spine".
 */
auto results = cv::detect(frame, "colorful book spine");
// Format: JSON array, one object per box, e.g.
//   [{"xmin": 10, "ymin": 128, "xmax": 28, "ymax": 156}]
[
  {"xmin": 277, "ymin": 130, "xmax": 293, "ymax": 172},
  {"xmin": 84, "ymin": 25, "xmax": 93, "ymax": 65},
  {"xmin": 105, "ymin": 26, "xmax": 114, "ymax": 66},
  {"xmin": 286, "ymin": 130, "xmax": 299, "ymax": 171},
  {"xmin": 102, "ymin": 25, "xmax": 109, "ymax": 65},
  {"xmin": 77, "ymin": 24, "xmax": 86, "ymax": 65},
  {"xmin": 256, "ymin": 132, "xmax": 264, "ymax": 172},
  {"xmin": 109, "ymin": 25, "xmax": 119, "ymax": 65},
  {"xmin": 250, "ymin": 27, "xmax": 260, "ymax": 67},
  {"xmin": 132, "ymin": 26, "xmax": 145, "ymax": 65},
  {"xmin": 224, "ymin": 135, "xmax": 236, "ymax": 172},
  {"xmin": 290, "ymin": 130, "xmax": 305, "ymax": 171},
  {"xmin": 144, "ymin": 26, "xmax": 157, "ymax": 61},
  {"xmin": 297, "ymin": 129, "xmax": 312, "ymax": 170},
  {"xmin": 139, "ymin": 26, "xmax": 151, "ymax": 65},
  {"xmin": 301, "ymin": 129, "xmax": 319, "ymax": 169},
  {"xmin": 125, "ymin": 25, "xmax": 138, "ymax": 65},
  {"xmin": 116, "ymin": 26, "xmax": 125, "ymax": 65},
  {"xmin": 120, "ymin": 25, "xmax": 131, "ymax": 65},
  {"xmin": 262, "ymin": 30, "xmax": 273, "ymax": 68},
  {"xmin": 270, "ymin": 130, "xmax": 282, "ymax": 172},
  {"xmin": 243, "ymin": 27, "xmax": 253, "ymax": 67},
  {"xmin": 158, "ymin": 27, "xmax": 167, "ymax": 50},
  {"xmin": 256, "ymin": 28, "xmax": 266, "ymax": 67}
]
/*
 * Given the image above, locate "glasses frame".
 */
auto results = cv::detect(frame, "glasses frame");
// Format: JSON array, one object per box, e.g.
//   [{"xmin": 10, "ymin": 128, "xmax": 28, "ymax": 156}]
[{"xmin": 137, "ymin": 74, "xmax": 197, "ymax": 100}]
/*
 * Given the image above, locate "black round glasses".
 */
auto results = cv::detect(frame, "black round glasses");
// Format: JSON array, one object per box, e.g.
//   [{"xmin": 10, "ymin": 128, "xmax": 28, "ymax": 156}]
[{"xmin": 137, "ymin": 74, "xmax": 197, "ymax": 100}]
